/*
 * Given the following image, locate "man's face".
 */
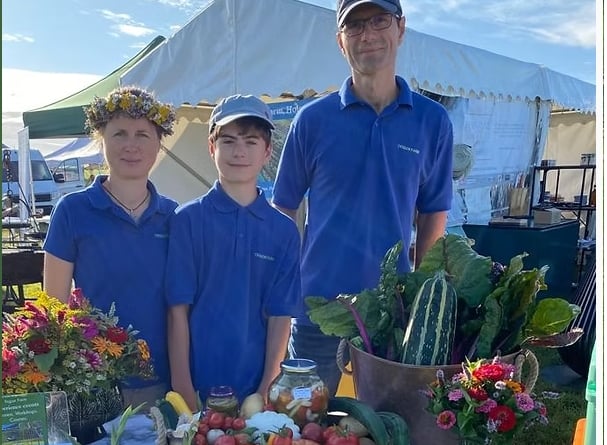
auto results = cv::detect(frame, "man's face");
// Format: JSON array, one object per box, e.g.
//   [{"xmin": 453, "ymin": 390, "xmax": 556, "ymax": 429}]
[{"xmin": 337, "ymin": 4, "xmax": 405, "ymax": 77}]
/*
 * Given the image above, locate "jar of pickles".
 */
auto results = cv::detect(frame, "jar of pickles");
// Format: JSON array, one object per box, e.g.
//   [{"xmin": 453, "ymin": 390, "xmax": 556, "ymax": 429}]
[
  {"xmin": 206, "ymin": 385, "xmax": 239, "ymax": 417},
  {"xmin": 267, "ymin": 359, "xmax": 329, "ymax": 427}
]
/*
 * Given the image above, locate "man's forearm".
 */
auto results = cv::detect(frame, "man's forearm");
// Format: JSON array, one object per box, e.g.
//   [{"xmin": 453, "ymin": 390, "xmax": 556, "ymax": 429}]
[
  {"xmin": 257, "ymin": 316, "xmax": 292, "ymax": 398},
  {"xmin": 415, "ymin": 211, "xmax": 448, "ymax": 267}
]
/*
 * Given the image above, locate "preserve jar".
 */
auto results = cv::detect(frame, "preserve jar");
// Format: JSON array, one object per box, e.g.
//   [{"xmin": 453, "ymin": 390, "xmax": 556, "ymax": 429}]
[
  {"xmin": 267, "ymin": 359, "xmax": 329, "ymax": 427},
  {"xmin": 206, "ymin": 385, "xmax": 239, "ymax": 417}
]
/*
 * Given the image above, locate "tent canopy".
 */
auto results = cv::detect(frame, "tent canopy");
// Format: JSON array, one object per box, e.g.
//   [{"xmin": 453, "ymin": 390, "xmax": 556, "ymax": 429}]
[
  {"xmin": 121, "ymin": 0, "xmax": 595, "ymax": 112},
  {"xmin": 22, "ymin": 36, "xmax": 165, "ymax": 139},
  {"xmin": 44, "ymin": 138, "xmax": 104, "ymax": 168}
]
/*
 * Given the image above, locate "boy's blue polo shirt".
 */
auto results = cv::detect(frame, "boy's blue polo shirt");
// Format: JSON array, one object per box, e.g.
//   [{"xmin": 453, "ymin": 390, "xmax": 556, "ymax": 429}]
[
  {"xmin": 273, "ymin": 76, "xmax": 453, "ymax": 322},
  {"xmin": 165, "ymin": 181, "xmax": 301, "ymax": 401},
  {"xmin": 43, "ymin": 175, "xmax": 178, "ymax": 387}
]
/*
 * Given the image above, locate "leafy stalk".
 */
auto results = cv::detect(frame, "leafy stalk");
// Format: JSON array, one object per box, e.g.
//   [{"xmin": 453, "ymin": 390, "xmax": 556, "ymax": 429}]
[
  {"xmin": 110, "ymin": 403, "xmax": 146, "ymax": 445},
  {"xmin": 337, "ymin": 297, "xmax": 374, "ymax": 355}
]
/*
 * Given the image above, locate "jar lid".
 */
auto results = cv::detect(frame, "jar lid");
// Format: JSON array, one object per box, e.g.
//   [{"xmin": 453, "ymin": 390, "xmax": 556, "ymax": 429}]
[
  {"xmin": 281, "ymin": 358, "xmax": 317, "ymax": 372},
  {"xmin": 209, "ymin": 385, "xmax": 234, "ymax": 397}
]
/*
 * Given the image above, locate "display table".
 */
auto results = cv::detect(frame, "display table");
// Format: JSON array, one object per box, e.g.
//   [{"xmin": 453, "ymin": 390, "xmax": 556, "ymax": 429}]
[
  {"xmin": 464, "ymin": 219, "xmax": 580, "ymax": 300},
  {"xmin": 92, "ymin": 414, "xmax": 157, "ymax": 445}
]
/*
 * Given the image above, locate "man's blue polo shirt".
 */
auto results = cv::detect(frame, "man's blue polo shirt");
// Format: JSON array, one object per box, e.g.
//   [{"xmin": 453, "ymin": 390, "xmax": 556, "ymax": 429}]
[
  {"xmin": 165, "ymin": 181, "xmax": 301, "ymax": 401},
  {"xmin": 43, "ymin": 175, "xmax": 178, "ymax": 387},
  {"xmin": 273, "ymin": 76, "xmax": 453, "ymax": 323}
]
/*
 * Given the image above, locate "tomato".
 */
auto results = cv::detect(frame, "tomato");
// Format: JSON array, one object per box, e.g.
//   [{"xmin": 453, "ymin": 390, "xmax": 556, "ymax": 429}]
[
  {"xmin": 215, "ymin": 436, "xmax": 237, "ymax": 445},
  {"xmin": 231, "ymin": 417, "xmax": 247, "ymax": 431},
  {"xmin": 194, "ymin": 433, "xmax": 208, "ymax": 445},
  {"xmin": 301, "ymin": 422, "xmax": 323, "ymax": 442},
  {"xmin": 197, "ymin": 422, "xmax": 210, "ymax": 436},
  {"xmin": 232, "ymin": 432, "xmax": 253, "ymax": 445},
  {"xmin": 323, "ymin": 426, "xmax": 339, "ymax": 441},
  {"xmin": 326, "ymin": 429, "xmax": 359, "ymax": 445},
  {"xmin": 268, "ymin": 435, "xmax": 293, "ymax": 445},
  {"xmin": 223, "ymin": 416, "xmax": 234, "ymax": 430},
  {"xmin": 208, "ymin": 411, "xmax": 226, "ymax": 429}
]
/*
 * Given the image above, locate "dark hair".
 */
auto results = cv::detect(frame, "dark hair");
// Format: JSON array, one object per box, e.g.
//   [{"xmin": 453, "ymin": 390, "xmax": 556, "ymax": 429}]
[{"xmin": 209, "ymin": 116, "xmax": 272, "ymax": 145}]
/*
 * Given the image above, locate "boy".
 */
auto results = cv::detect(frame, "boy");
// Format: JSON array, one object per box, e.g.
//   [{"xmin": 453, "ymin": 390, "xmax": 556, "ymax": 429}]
[{"xmin": 166, "ymin": 95, "xmax": 301, "ymax": 411}]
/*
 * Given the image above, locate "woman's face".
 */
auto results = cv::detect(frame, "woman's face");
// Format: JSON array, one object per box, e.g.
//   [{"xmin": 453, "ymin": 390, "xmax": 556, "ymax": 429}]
[{"xmin": 102, "ymin": 115, "xmax": 161, "ymax": 181}]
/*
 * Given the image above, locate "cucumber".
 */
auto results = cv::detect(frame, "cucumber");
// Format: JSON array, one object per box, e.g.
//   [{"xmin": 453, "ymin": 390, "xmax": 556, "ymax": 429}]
[
  {"xmin": 328, "ymin": 397, "xmax": 390, "ymax": 444},
  {"xmin": 377, "ymin": 411, "xmax": 410, "ymax": 445},
  {"xmin": 155, "ymin": 398, "xmax": 179, "ymax": 430},
  {"xmin": 401, "ymin": 270, "xmax": 457, "ymax": 365}
]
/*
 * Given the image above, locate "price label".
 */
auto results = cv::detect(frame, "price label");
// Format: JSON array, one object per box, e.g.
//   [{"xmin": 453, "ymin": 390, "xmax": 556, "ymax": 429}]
[{"xmin": 292, "ymin": 386, "xmax": 312, "ymax": 400}]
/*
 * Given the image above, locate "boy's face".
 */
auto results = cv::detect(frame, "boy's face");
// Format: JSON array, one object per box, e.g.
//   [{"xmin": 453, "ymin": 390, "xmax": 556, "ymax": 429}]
[{"xmin": 209, "ymin": 121, "xmax": 271, "ymax": 188}]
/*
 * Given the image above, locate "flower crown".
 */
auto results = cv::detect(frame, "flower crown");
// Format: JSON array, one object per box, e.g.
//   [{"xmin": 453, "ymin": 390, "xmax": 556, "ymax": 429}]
[{"xmin": 84, "ymin": 86, "xmax": 176, "ymax": 136}]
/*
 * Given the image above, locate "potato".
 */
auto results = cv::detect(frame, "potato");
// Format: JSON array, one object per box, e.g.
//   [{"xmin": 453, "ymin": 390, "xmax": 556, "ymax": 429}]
[
  {"xmin": 338, "ymin": 415, "xmax": 369, "ymax": 437},
  {"xmin": 240, "ymin": 393, "xmax": 264, "ymax": 419}
]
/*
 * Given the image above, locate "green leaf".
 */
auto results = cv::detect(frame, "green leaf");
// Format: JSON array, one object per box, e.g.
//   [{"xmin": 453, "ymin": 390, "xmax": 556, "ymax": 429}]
[
  {"xmin": 305, "ymin": 295, "xmax": 358, "ymax": 338},
  {"xmin": 525, "ymin": 298, "xmax": 581, "ymax": 336},
  {"xmin": 33, "ymin": 347, "xmax": 58, "ymax": 372}
]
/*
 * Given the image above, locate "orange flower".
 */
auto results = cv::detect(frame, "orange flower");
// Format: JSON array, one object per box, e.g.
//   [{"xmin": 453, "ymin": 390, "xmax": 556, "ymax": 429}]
[
  {"xmin": 22, "ymin": 363, "xmax": 49, "ymax": 386},
  {"xmin": 505, "ymin": 380, "xmax": 525, "ymax": 393},
  {"xmin": 92, "ymin": 337, "xmax": 124, "ymax": 358}
]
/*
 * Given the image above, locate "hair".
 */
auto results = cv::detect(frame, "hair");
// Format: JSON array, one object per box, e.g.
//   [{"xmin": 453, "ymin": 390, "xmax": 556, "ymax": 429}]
[
  {"xmin": 83, "ymin": 86, "xmax": 176, "ymax": 138},
  {"xmin": 208, "ymin": 116, "xmax": 272, "ymax": 145}
]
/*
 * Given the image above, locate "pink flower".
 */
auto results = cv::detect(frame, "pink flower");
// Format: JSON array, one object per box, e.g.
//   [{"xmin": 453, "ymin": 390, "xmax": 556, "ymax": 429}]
[
  {"xmin": 448, "ymin": 389, "xmax": 464, "ymax": 401},
  {"xmin": 72, "ymin": 316, "xmax": 99, "ymax": 340},
  {"xmin": 2, "ymin": 348, "xmax": 21, "ymax": 378},
  {"xmin": 68, "ymin": 288, "xmax": 86, "ymax": 309},
  {"xmin": 476, "ymin": 398, "xmax": 497, "ymax": 413},
  {"xmin": 436, "ymin": 410, "xmax": 456, "ymax": 429},
  {"xmin": 515, "ymin": 392, "xmax": 535, "ymax": 412},
  {"xmin": 79, "ymin": 349, "xmax": 103, "ymax": 369}
]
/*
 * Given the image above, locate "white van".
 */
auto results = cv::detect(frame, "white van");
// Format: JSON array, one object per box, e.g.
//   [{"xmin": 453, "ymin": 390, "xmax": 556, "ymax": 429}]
[{"xmin": 2, "ymin": 148, "xmax": 68, "ymax": 216}]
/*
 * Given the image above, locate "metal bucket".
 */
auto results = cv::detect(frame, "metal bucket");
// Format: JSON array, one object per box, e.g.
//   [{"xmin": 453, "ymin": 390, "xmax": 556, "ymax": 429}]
[{"xmin": 337, "ymin": 340, "xmax": 538, "ymax": 445}]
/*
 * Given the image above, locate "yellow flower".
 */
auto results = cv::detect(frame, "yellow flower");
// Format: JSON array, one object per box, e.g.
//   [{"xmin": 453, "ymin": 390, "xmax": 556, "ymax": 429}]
[
  {"xmin": 107, "ymin": 99, "xmax": 116, "ymax": 112},
  {"xmin": 119, "ymin": 93, "xmax": 132, "ymax": 110},
  {"xmin": 92, "ymin": 337, "xmax": 124, "ymax": 358},
  {"xmin": 137, "ymin": 339, "xmax": 151, "ymax": 361}
]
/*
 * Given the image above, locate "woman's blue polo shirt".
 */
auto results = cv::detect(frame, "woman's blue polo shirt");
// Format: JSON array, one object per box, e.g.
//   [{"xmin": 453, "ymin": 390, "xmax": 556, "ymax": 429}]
[
  {"xmin": 165, "ymin": 181, "xmax": 301, "ymax": 401},
  {"xmin": 43, "ymin": 175, "xmax": 178, "ymax": 387}
]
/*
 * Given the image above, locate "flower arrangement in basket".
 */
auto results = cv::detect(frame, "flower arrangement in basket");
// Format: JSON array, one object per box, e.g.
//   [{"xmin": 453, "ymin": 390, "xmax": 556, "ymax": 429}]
[
  {"xmin": 425, "ymin": 354, "xmax": 548, "ymax": 444},
  {"xmin": 2, "ymin": 288, "xmax": 154, "ymax": 395}
]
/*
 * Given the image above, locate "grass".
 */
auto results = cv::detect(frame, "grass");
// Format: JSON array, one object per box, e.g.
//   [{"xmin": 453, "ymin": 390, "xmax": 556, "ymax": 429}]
[{"xmin": 7, "ymin": 285, "xmax": 590, "ymax": 444}]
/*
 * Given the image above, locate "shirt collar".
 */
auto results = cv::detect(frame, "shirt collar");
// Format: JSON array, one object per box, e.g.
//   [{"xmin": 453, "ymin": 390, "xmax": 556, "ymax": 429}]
[
  {"xmin": 89, "ymin": 174, "xmax": 171, "ymax": 215},
  {"xmin": 208, "ymin": 180, "xmax": 268, "ymax": 220},
  {"xmin": 338, "ymin": 75, "xmax": 414, "ymax": 110}
]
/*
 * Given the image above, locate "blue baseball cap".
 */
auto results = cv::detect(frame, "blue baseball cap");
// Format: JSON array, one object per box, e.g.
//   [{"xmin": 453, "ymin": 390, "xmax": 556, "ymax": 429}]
[
  {"xmin": 209, "ymin": 94, "xmax": 275, "ymax": 133},
  {"xmin": 337, "ymin": 0, "xmax": 403, "ymax": 27}
]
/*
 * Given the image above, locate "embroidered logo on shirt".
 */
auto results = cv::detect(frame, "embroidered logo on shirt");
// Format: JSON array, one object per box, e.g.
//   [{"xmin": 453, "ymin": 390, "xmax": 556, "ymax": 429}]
[
  {"xmin": 154, "ymin": 233, "xmax": 169, "ymax": 238},
  {"xmin": 398, "ymin": 144, "xmax": 420, "ymax": 154},
  {"xmin": 254, "ymin": 252, "xmax": 275, "ymax": 261}
]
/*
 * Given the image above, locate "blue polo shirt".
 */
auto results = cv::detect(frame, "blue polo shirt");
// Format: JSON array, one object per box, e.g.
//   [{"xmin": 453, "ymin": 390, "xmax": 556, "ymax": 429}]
[
  {"xmin": 43, "ymin": 175, "xmax": 178, "ymax": 387},
  {"xmin": 165, "ymin": 181, "xmax": 301, "ymax": 401},
  {"xmin": 273, "ymin": 76, "xmax": 453, "ymax": 323}
]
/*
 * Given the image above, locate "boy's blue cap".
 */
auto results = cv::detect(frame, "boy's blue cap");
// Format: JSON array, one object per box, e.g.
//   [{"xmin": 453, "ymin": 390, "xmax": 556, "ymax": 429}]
[
  {"xmin": 337, "ymin": 0, "xmax": 402, "ymax": 27},
  {"xmin": 209, "ymin": 94, "xmax": 275, "ymax": 133}
]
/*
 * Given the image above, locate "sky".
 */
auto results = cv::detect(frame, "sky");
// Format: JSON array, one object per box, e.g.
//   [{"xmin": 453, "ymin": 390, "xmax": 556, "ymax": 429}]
[{"xmin": 1, "ymin": 0, "xmax": 599, "ymax": 153}]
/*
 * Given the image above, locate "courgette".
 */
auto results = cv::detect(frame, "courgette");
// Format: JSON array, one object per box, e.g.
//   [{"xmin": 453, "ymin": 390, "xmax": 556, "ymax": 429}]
[
  {"xmin": 328, "ymin": 397, "xmax": 389, "ymax": 444},
  {"xmin": 377, "ymin": 411, "xmax": 410, "ymax": 445},
  {"xmin": 401, "ymin": 270, "xmax": 457, "ymax": 365}
]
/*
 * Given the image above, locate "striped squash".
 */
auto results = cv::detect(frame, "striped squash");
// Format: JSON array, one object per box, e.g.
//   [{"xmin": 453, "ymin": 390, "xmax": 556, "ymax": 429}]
[{"xmin": 401, "ymin": 270, "xmax": 457, "ymax": 365}]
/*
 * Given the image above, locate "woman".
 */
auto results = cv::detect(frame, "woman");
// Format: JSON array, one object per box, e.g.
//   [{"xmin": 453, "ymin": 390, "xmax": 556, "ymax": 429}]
[{"xmin": 43, "ymin": 86, "xmax": 178, "ymax": 409}]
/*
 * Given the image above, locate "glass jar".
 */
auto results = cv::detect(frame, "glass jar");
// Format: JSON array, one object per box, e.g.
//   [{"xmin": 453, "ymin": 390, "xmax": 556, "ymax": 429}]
[
  {"xmin": 267, "ymin": 359, "xmax": 329, "ymax": 427},
  {"xmin": 206, "ymin": 385, "xmax": 239, "ymax": 417}
]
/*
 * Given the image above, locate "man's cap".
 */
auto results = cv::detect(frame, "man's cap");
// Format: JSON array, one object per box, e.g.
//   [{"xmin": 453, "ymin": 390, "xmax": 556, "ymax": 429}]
[
  {"xmin": 337, "ymin": 0, "xmax": 403, "ymax": 27},
  {"xmin": 209, "ymin": 94, "xmax": 275, "ymax": 133}
]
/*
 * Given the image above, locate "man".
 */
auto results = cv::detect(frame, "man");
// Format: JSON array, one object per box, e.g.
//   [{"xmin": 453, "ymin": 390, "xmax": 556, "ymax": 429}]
[
  {"xmin": 272, "ymin": 0, "xmax": 453, "ymax": 395},
  {"xmin": 166, "ymin": 95, "xmax": 301, "ymax": 410}
]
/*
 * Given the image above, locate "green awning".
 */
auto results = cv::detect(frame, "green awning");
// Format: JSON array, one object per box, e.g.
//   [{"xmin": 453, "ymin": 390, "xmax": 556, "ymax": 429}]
[{"xmin": 22, "ymin": 35, "xmax": 166, "ymax": 139}]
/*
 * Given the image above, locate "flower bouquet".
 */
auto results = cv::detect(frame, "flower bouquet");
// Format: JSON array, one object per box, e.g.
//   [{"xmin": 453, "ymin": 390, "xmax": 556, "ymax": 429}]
[
  {"xmin": 425, "ymin": 355, "xmax": 548, "ymax": 444},
  {"xmin": 2, "ymin": 289, "xmax": 154, "ymax": 443}
]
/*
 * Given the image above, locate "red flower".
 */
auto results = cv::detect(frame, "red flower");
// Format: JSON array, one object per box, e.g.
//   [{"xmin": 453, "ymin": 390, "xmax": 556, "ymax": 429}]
[
  {"xmin": 27, "ymin": 337, "xmax": 52, "ymax": 354},
  {"xmin": 468, "ymin": 386, "xmax": 489, "ymax": 401},
  {"xmin": 473, "ymin": 363, "xmax": 507, "ymax": 381},
  {"xmin": 106, "ymin": 326, "xmax": 128, "ymax": 344},
  {"xmin": 2, "ymin": 348, "xmax": 21, "ymax": 378},
  {"xmin": 488, "ymin": 405, "xmax": 517, "ymax": 432}
]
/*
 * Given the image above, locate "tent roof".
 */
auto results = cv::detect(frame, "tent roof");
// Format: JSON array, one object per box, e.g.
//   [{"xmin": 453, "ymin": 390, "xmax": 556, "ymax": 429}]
[
  {"xmin": 22, "ymin": 36, "xmax": 166, "ymax": 139},
  {"xmin": 121, "ymin": 0, "xmax": 595, "ymax": 112},
  {"xmin": 44, "ymin": 138, "xmax": 104, "ymax": 168}
]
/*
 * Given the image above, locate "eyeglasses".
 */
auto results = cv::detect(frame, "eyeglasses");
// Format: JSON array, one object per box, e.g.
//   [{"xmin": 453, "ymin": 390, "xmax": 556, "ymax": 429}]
[{"xmin": 340, "ymin": 13, "xmax": 399, "ymax": 37}]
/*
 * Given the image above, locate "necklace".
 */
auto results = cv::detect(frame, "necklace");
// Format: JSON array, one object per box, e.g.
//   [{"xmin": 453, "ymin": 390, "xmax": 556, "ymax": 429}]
[{"xmin": 103, "ymin": 183, "xmax": 149, "ymax": 215}]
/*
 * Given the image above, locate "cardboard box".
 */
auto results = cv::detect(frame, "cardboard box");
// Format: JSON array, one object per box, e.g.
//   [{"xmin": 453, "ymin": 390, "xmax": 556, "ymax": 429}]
[{"xmin": 533, "ymin": 208, "xmax": 562, "ymax": 224}]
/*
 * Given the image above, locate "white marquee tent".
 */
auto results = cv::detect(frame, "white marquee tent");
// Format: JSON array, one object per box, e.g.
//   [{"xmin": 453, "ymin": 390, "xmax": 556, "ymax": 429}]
[{"xmin": 115, "ymin": 0, "xmax": 596, "ymax": 207}]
